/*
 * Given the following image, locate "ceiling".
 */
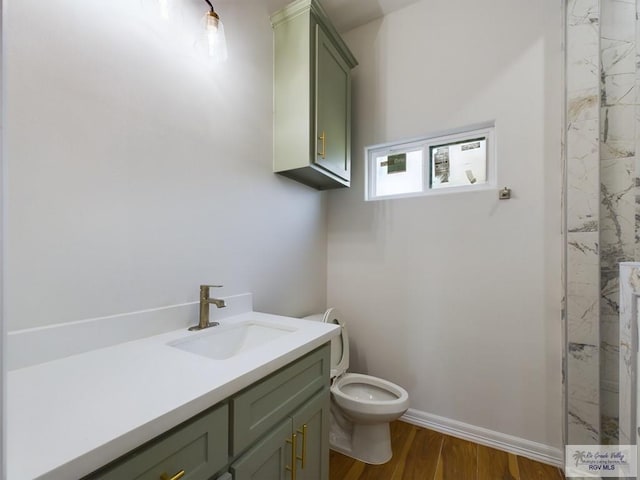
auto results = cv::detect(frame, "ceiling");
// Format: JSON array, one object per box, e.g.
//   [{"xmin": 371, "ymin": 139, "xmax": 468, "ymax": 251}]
[{"xmin": 266, "ymin": 0, "xmax": 422, "ymax": 32}]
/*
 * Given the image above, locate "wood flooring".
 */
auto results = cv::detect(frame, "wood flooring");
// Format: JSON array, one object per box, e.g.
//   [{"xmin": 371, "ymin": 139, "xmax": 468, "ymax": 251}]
[{"xmin": 329, "ymin": 421, "xmax": 565, "ymax": 480}]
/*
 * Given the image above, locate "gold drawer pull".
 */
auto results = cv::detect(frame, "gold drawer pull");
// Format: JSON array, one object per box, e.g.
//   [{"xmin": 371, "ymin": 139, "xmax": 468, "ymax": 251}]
[
  {"xmin": 160, "ymin": 470, "xmax": 185, "ymax": 480},
  {"xmin": 296, "ymin": 424, "xmax": 307, "ymax": 468},
  {"xmin": 318, "ymin": 131, "xmax": 326, "ymax": 159},
  {"xmin": 286, "ymin": 433, "xmax": 297, "ymax": 480}
]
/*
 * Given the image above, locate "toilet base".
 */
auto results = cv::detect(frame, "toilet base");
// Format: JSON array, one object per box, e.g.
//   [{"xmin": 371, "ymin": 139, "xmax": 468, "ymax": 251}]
[{"xmin": 330, "ymin": 421, "xmax": 392, "ymax": 465}]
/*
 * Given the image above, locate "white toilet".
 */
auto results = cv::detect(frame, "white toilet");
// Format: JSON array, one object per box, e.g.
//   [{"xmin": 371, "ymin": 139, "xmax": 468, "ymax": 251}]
[{"xmin": 305, "ymin": 308, "xmax": 410, "ymax": 465}]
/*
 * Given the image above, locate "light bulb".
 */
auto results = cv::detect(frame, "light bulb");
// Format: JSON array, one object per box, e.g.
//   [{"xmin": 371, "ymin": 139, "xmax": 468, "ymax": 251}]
[
  {"xmin": 158, "ymin": 0, "xmax": 170, "ymax": 20},
  {"xmin": 204, "ymin": 10, "xmax": 227, "ymax": 62},
  {"xmin": 205, "ymin": 10, "xmax": 219, "ymax": 33}
]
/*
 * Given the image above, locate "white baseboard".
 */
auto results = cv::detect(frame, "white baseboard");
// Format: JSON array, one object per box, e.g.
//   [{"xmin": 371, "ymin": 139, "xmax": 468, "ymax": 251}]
[{"xmin": 401, "ymin": 408, "xmax": 564, "ymax": 469}]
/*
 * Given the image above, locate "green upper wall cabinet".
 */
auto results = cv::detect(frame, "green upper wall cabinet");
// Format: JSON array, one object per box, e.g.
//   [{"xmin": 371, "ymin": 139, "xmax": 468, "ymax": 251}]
[{"xmin": 271, "ymin": 0, "xmax": 358, "ymax": 190}]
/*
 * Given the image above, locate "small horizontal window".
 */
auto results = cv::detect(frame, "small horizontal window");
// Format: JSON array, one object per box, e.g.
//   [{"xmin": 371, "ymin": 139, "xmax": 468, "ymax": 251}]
[{"xmin": 365, "ymin": 124, "xmax": 496, "ymax": 201}]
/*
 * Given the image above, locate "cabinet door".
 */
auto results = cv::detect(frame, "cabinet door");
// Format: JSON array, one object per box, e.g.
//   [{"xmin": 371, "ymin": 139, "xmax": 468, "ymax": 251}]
[
  {"xmin": 230, "ymin": 419, "xmax": 293, "ymax": 480},
  {"xmin": 292, "ymin": 390, "xmax": 330, "ymax": 480},
  {"xmin": 315, "ymin": 25, "xmax": 351, "ymax": 182}
]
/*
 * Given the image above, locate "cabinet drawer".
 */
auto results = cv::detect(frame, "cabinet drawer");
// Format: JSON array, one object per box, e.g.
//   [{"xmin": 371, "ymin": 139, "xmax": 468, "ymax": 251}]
[
  {"xmin": 231, "ymin": 344, "xmax": 330, "ymax": 455},
  {"xmin": 89, "ymin": 403, "xmax": 228, "ymax": 480}
]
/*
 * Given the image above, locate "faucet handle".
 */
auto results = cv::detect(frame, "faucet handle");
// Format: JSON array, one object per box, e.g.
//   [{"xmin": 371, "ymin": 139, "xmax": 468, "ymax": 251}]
[{"xmin": 200, "ymin": 285, "xmax": 223, "ymax": 298}]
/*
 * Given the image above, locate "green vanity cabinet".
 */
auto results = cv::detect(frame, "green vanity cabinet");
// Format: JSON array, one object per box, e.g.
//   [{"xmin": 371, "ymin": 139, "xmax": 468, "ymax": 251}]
[
  {"xmin": 85, "ymin": 344, "xmax": 331, "ymax": 480},
  {"xmin": 230, "ymin": 344, "xmax": 331, "ymax": 480},
  {"xmin": 230, "ymin": 391, "xmax": 329, "ymax": 480},
  {"xmin": 271, "ymin": 0, "xmax": 358, "ymax": 190},
  {"xmin": 87, "ymin": 403, "xmax": 229, "ymax": 480},
  {"xmin": 230, "ymin": 342, "xmax": 329, "ymax": 455}
]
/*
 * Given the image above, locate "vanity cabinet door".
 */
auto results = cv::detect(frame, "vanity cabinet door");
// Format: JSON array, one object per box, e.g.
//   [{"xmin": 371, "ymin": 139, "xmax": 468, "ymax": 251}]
[
  {"xmin": 314, "ymin": 25, "xmax": 351, "ymax": 184},
  {"xmin": 292, "ymin": 390, "xmax": 330, "ymax": 480},
  {"xmin": 230, "ymin": 390, "xmax": 329, "ymax": 480},
  {"xmin": 230, "ymin": 419, "xmax": 293, "ymax": 480}
]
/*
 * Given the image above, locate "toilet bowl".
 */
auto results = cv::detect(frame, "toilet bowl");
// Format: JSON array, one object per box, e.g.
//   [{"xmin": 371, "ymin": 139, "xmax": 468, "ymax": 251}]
[{"xmin": 304, "ymin": 308, "xmax": 409, "ymax": 465}]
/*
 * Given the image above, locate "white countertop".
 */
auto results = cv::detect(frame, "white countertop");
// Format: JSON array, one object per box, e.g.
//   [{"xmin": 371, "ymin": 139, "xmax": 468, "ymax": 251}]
[{"xmin": 7, "ymin": 311, "xmax": 339, "ymax": 480}]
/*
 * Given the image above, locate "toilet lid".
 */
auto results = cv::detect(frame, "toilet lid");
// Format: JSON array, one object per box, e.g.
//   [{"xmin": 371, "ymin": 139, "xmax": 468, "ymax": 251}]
[{"xmin": 322, "ymin": 307, "xmax": 349, "ymax": 378}]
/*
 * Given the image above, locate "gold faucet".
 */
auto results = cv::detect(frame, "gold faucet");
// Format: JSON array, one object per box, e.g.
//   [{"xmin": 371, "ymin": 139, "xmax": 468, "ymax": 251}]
[{"xmin": 189, "ymin": 285, "xmax": 226, "ymax": 331}]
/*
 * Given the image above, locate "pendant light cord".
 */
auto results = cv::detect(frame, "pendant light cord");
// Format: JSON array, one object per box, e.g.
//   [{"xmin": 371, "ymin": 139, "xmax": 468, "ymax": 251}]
[{"xmin": 204, "ymin": 0, "xmax": 214, "ymax": 13}]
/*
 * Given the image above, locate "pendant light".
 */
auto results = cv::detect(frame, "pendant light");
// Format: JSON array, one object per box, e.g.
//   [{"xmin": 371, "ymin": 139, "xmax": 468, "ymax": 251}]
[{"xmin": 203, "ymin": 0, "xmax": 227, "ymax": 62}]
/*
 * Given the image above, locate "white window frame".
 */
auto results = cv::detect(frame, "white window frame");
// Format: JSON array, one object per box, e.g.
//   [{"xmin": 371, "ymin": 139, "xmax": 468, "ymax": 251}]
[{"xmin": 365, "ymin": 122, "xmax": 497, "ymax": 201}]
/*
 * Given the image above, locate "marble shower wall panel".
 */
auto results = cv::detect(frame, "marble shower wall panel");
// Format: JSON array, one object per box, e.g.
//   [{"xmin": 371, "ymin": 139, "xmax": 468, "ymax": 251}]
[
  {"xmin": 600, "ymin": 0, "xmax": 637, "ymax": 310},
  {"xmin": 601, "ymin": 106, "xmax": 636, "ymax": 161},
  {"xmin": 567, "ymin": 119, "xmax": 601, "ymax": 233},
  {"xmin": 568, "ymin": 232, "xmax": 600, "ymax": 345},
  {"xmin": 567, "ymin": 0, "xmax": 601, "ymax": 122},
  {"xmin": 601, "ymin": 0, "xmax": 636, "ymax": 109},
  {"xmin": 568, "ymin": 342, "xmax": 602, "ymax": 443},
  {"xmin": 601, "ymin": 314, "xmax": 621, "ymax": 388},
  {"xmin": 636, "ymin": 0, "xmax": 640, "ymax": 263},
  {"xmin": 567, "ymin": 0, "xmax": 600, "ymax": 233},
  {"xmin": 567, "ymin": 231, "xmax": 602, "ymax": 444},
  {"xmin": 618, "ymin": 263, "xmax": 638, "ymax": 445},
  {"xmin": 600, "ymin": 157, "xmax": 635, "ymax": 314},
  {"xmin": 566, "ymin": 0, "xmax": 601, "ymax": 444},
  {"xmin": 599, "ymin": 0, "xmax": 638, "ymax": 442},
  {"xmin": 566, "ymin": 0, "xmax": 640, "ymax": 447},
  {"xmin": 567, "ymin": 0, "xmax": 600, "ymax": 124}
]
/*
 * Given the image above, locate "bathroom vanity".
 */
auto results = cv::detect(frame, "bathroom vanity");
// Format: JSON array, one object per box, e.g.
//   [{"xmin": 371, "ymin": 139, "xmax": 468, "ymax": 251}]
[
  {"xmin": 89, "ymin": 345, "xmax": 330, "ymax": 480},
  {"xmin": 7, "ymin": 299, "xmax": 339, "ymax": 480}
]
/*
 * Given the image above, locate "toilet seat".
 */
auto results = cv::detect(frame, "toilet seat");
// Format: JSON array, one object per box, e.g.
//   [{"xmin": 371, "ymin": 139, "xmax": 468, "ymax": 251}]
[
  {"xmin": 330, "ymin": 373, "xmax": 409, "ymax": 419},
  {"xmin": 321, "ymin": 307, "xmax": 349, "ymax": 379},
  {"xmin": 319, "ymin": 309, "xmax": 408, "ymax": 411},
  {"xmin": 332, "ymin": 373, "xmax": 409, "ymax": 404}
]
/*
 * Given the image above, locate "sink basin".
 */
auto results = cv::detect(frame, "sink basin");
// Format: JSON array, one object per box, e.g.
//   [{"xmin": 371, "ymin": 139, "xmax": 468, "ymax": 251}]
[{"xmin": 169, "ymin": 321, "xmax": 297, "ymax": 360}]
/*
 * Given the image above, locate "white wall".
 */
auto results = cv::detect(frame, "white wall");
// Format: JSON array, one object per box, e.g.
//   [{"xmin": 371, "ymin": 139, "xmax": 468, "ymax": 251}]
[
  {"xmin": 328, "ymin": 0, "xmax": 563, "ymax": 449},
  {"xmin": 5, "ymin": 0, "xmax": 327, "ymax": 331},
  {"xmin": 1, "ymin": 1, "xmax": 5, "ymax": 476}
]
